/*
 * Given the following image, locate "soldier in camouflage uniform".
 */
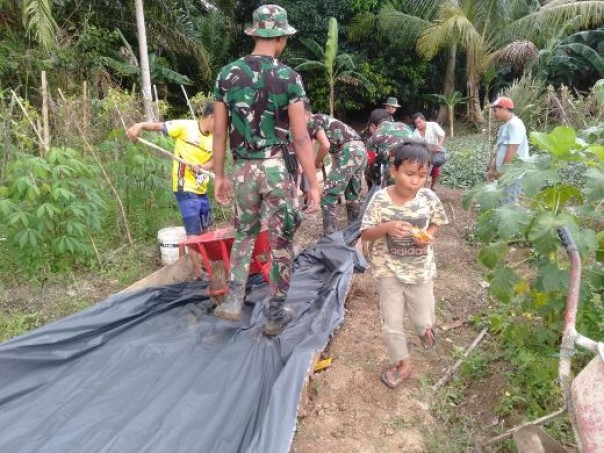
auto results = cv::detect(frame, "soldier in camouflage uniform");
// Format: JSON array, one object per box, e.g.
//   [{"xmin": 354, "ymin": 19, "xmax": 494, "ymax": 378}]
[
  {"xmin": 360, "ymin": 140, "xmax": 448, "ymax": 388},
  {"xmin": 212, "ymin": 5, "xmax": 320, "ymax": 336},
  {"xmin": 366, "ymin": 108, "xmax": 414, "ymax": 188},
  {"xmin": 303, "ymin": 99, "xmax": 367, "ymax": 235}
]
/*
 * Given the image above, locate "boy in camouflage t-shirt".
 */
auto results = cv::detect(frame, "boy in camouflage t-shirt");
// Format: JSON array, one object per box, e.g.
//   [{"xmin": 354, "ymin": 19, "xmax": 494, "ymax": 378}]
[{"xmin": 361, "ymin": 140, "xmax": 448, "ymax": 388}]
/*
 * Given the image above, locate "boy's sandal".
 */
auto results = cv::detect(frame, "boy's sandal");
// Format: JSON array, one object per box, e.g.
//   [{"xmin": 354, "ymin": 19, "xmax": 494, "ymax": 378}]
[
  {"xmin": 381, "ymin": 368, "xmax": 410, "ymax": 389},
  {"xmin": 420, "ymin": 328, "xmax": 436, "ymax": 349}
]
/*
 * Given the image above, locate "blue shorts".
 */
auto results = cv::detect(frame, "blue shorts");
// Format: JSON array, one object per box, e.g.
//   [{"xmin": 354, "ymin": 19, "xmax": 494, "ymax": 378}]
[{"xmin": 174, "ymin": 192, "xmax": 212, "ymax": 235}]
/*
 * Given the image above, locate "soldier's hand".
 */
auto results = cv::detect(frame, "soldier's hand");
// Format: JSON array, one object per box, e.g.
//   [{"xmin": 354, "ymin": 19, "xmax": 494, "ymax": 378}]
[
  {"xmin": 305, "ymin": 186, "xmax": 321, "ymax": 213},
  {"xmin": 214, "ymin": 176, "xmax": 232, "ymax": 205}
]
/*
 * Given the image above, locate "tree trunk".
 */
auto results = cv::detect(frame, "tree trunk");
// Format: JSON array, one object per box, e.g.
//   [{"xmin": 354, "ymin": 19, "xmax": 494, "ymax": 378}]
[
  {"xmin": 448, "ymin": 105, "xmax": 454, "ymax": 138},
  {"xmin": 466, "ymin": 66, "xmax": 484, "ymax": 124},
  {"xmin": 134, "ymin": 0, "xmax": 154, "ymax": 121},
  {"xmin": 437, "ymin": 43, "xmax": 457, "ymax": 124}
]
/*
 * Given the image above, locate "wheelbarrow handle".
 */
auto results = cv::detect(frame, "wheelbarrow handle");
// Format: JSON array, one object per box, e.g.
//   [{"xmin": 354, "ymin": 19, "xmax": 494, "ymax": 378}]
[{"xmin": 557, "ymin": 227, "xmax": 577, "ymax": 252}]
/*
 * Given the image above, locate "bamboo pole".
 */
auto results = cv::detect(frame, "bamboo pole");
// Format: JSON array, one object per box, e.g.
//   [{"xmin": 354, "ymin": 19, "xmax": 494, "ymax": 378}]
[
  {"xmin": 41, "ymin": 71, "xmax": 50, "ymax": 153},
  {"xmin": 116, "ymin": 108, "xmax": 214, "ymax": 179},
  {"xmin": 10, "ymin": 89, "xmax": 45, "ymax": 151},
  {"xmin": 58, "ymin": 88, "xmax": 134, "ymax": 244},
  {"xmin": 180, "ymin": 85, "xmax": 196, "ymax": 120},
  {"xmin": 432, "ymin": 328, "xmax": 488, "ymax": 390}
]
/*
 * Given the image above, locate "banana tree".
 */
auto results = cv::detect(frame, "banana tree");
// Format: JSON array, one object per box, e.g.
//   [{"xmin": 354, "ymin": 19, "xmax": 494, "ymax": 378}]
[
  {"xmin": 290, "ymin": 17, "xmax": 372, "ymax": 116},
  {"xmin": 424, "ymin": 91, "xmax": 468, "ymax": 138}
]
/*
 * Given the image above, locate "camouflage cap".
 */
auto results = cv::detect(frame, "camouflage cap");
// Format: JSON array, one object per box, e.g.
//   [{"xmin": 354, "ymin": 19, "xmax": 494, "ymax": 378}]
[{"xmin": 244, "ymin": 5, "xmax": 297, "ymax": 38}]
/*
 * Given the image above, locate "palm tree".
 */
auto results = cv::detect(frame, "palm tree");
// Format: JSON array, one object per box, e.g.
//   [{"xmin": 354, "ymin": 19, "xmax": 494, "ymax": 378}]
[
  {"xmin": 366, "ymin": 0, "xmax": 604, "ymax": 124},
  {"xmin": 290, "ymin": 17, "xmax": 372, "ymax": 116},
  {"xmin": 134, "ymin": 0, "xmax": 154, "ymax": 121}
]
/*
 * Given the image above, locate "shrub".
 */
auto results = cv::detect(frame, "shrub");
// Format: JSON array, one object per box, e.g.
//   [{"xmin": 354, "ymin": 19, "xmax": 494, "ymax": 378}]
[{"xmin": 0, "ymin": 147, "xmax": 106, "ymax": 275}]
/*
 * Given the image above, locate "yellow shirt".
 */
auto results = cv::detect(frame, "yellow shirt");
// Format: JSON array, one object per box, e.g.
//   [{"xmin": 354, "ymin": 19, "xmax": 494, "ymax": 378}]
[{"xmin": 163, "ymin": 120, "xmax": 213, "ymax": 194}]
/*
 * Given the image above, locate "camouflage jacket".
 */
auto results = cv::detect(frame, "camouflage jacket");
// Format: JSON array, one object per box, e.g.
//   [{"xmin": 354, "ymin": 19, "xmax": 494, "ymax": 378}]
[
  {"xmin": 366, "ymin": 121, "xmax": 413, "ymax": 163},
  {"xmin": 361, "ymin": 187, "xmax": 449, "ymax": 284},
  {"xmin": 307, "ymin": 114, "xmax": 361, "ymax": 153},
  {"xmin": 214, "ymin": 55, "xmax": 306, "ymax": 160}
]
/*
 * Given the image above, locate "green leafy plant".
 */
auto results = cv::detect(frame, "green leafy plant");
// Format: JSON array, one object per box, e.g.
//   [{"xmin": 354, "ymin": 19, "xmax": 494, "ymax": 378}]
[
  {"xmin": 0, "ymin": 147, "xmax": 106, "ymax": 275},
  {"xmin": 439, "ymin": 134, "xmax": 491, "ymax": 189},
  {"xmin": 464, "ymin": 126, "xmax": 604, "ymax": 416}
]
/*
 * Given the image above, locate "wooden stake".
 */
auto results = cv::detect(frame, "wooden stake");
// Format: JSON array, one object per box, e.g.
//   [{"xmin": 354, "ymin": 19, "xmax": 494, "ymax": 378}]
[
  {"xmin": 82, "ymin": 81, "xmax": 88, "ymax": 138},
  {"xmin": 41, "ymin": 71, "xmax": 50, "ymax": 153},
  {"xmin": 432, "ymin": 328, "xmax": 488, "ymax": 390},
  {"xmin": 153, "ymin": 84, "xmax": 160, "ymax": 120}
]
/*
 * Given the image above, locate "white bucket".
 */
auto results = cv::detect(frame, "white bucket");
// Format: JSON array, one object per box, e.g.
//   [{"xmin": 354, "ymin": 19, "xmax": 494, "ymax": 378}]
[{"xmin": 157, "ymin": 226, "xmax": 187, "ymax": 266}]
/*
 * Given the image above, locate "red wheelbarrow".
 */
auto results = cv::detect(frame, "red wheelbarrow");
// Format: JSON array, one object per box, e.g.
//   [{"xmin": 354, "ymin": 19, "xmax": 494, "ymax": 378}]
[
  {"xmin": 477, "ymin": 227, "xmax": 604, "ymax": 452},
  {"xmin": 179, "ymin": 227, "xmax": 271, "ymax": 300}
]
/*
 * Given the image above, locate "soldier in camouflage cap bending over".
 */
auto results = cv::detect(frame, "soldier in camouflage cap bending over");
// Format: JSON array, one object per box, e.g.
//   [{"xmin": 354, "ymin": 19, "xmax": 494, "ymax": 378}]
[
  {"xmin": 303, "ymin": 99, "xmax": 367, "ymax": 235},
  {"xmin": 212, "ymin": 4, "xmax": 320, "ymax": 336},
  {"xmin": 366, "ymin": 108, "xmax": 414, "ymax": 187}
]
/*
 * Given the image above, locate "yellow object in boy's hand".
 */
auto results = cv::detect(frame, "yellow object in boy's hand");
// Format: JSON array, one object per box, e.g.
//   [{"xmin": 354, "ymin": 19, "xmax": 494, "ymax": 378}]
[{"xmin": 412, "ymin": 227, "xmax": 433, "ymax": 244}]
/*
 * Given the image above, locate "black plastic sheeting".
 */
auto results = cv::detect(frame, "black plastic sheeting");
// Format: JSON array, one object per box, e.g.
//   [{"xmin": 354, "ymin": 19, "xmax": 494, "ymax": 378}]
[{"xmin": 0, "ymin": 226, "xmax": 366, "ymax": 453}]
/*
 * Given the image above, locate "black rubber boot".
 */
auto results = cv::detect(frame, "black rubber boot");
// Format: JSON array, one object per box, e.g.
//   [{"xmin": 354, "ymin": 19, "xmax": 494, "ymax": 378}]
[
  {"xmin": 213, "ymin": 283, "xmax": 245, "ymax": 321},
  {"xmin": 263, "ymin": 299, "xmax": 295, "ymax": 336},
  {"xmin": 345, "ymin": 201, "xmax": 361, "ymax": 225},
  {"xmin": 322, "ymin": 207, "xmax": 338, "ymax": 236}
]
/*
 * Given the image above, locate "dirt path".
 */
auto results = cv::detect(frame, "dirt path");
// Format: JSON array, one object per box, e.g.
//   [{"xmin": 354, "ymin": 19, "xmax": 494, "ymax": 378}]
[{"xmin": 291, "ymin": 187, "xmax": 489, "ymax": 452}]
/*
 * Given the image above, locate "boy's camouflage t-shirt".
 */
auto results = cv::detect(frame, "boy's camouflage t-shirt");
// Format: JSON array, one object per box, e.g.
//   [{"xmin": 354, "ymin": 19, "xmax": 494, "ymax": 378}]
[
  {"xmin": 366, "ymin": 122, "xmax": 413, "ymax": 164},
  {"xmin": 307, "ymin": 114, "xmax": 361, "ymax": 153},
  {"xmin": 214, "ymin": 55, "xmax": 306, "ymax": 160},
  {"xmin": 361, "ymin": 187, "xmax": 449, "ymax": 284}
]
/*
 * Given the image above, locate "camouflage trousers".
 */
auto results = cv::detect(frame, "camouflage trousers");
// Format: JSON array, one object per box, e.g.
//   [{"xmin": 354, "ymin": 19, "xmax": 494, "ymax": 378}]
[
  {"xmin": 322, "ymin": 140, "xmax": 367, "ymax": 208},
  {"xmin": 227, "ymin": 157, "xmax": 301, "ymax": 304}
]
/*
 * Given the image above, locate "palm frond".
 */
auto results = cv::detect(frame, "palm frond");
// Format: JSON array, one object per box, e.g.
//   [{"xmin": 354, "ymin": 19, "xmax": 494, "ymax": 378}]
[
  {"xmin": 504, "ymin": 2, "xmax": 604, "ymax": 43},
  {"xmin": 490, "ymin": 40, "xmax": 539, "ymax": 72},
  {"xmin": 375, "ymin": 5, "xmax": 433, "ymax": 45},
  {"xmin": 418, "ymin": 3, "xmax": 484, "ymax": 60},
  {"xmin": 22, "ymin": 0, "xmax": 58, "ymax": 49},
  {"xmin": 348, "ymin": 12, "xmax": 378, "ymax": 42}
]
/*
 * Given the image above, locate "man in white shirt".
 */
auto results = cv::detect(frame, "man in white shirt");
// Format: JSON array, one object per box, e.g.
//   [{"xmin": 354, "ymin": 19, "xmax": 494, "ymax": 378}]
[
  {"xmin": 412, "ymin": 113, "xmax": 446, "ymax": 191},
  {"xmin": 487, "ymin": 96, "xmax": 529, "ymax": 203}
]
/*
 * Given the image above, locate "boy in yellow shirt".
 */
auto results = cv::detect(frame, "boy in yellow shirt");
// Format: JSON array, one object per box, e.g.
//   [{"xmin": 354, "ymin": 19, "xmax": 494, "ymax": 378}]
[{"xmin": 128, "ymin": 103, "xmax": 215, "ymax": 237}]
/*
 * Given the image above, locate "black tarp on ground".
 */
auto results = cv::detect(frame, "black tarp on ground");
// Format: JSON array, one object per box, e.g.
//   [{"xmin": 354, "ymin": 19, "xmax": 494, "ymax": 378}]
[{"xmin": 0, "ymin": 230, "xmax": 366, "ymax": 453}]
